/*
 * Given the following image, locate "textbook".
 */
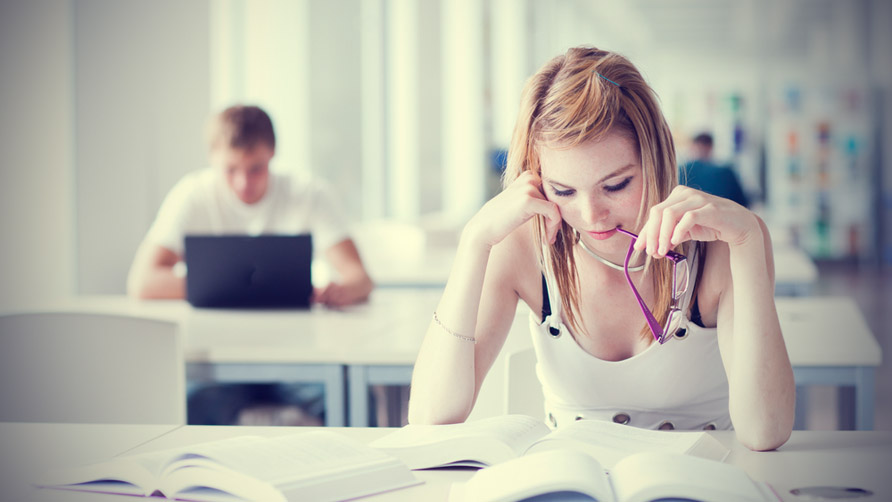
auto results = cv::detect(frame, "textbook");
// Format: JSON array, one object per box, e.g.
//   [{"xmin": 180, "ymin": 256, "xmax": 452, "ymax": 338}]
[
  {"xmin": 37, "ymin": 430, "xmax": 420, "ymax": 502},
  {"xmin": 369, "ymin": 414, "xmax": 729, "ymax": 470},
  {"xmin": 448, "ymin": 449, "xmax": 778, "ymax": 502}
]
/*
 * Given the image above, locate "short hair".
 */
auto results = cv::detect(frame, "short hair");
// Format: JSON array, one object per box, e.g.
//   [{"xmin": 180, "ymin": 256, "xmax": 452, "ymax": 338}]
[
  {"xmin": 206, "ymin": 105, "xmax": 276, "ymax": 151},
  {"xmin": 692, "ymin": 133, "xmax": 713, "ymax": 148}
]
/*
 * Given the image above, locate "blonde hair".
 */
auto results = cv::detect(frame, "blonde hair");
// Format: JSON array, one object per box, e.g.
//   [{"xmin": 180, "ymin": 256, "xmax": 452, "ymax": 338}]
[
  {"xmin": 504, "ymin": 46, "xmax": 678, "ymax": 339},
  {"xmin": 206, "ymin": 105, "xmax": 276, "ymax": 152}
]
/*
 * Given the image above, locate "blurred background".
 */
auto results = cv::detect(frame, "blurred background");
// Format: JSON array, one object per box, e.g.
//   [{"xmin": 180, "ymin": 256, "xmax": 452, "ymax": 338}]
[{"xmin": 1, "ymin": 0, "xmax": 890, "ymax": 428}]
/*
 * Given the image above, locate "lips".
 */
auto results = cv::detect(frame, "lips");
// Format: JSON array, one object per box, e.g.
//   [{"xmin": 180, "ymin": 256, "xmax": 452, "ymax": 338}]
[{"xmin": 586, "ymin": 228, "xmax": 617, "ymax": 240}]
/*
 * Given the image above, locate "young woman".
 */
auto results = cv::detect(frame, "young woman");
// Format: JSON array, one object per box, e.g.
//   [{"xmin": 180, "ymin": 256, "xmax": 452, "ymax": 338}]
[{"xmin": 408, "ymin": 47, "xmax": 794, "ymax": 451}]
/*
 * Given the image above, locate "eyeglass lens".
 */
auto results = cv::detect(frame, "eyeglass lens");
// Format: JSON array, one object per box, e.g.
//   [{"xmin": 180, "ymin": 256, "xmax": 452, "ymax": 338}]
[
  {"xmin": 662, "ymin": 308, "xmax": 683, "ymax": 343},
  {"xmin": 673, "ymin": 259, "xmax": 690, "ymax": 300}
]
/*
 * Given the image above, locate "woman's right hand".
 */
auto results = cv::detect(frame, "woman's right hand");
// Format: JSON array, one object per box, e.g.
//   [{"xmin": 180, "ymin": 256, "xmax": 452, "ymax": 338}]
[{"xmin": 464, "ymin": 171, "xmax": 563, "ymax": 249}]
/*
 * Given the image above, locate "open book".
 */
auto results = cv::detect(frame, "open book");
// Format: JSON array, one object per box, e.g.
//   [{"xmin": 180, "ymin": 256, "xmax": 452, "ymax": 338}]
[
  {"xmin": 369, "ymin": 414, "xmax": 729, "ymax": 471},
  {"xmin": 37, "ymin": 430, "xmax": 420, "ymax": 502},
  {"xmin": 449, "ymin": 449, "xmax": 777, "ymax": 502}
]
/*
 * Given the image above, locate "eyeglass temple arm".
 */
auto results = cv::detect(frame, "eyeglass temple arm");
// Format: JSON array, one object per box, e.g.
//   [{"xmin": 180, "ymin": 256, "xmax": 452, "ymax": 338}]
[{"xmin": 623, "ymin": 243, "xmax": 663, "ymax": 340}]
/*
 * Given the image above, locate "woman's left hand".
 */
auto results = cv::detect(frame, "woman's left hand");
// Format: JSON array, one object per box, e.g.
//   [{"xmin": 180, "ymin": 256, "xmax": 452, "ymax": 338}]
[{"xmin": 634, "ymin": 185, "xmax": 760, "ymax": 258}]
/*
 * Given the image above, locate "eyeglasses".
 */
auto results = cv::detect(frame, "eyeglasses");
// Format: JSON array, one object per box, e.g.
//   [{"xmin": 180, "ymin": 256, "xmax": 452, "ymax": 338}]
[{"xmin": 615, "ymin": 228, "xmax": 688, "ymax": 344}]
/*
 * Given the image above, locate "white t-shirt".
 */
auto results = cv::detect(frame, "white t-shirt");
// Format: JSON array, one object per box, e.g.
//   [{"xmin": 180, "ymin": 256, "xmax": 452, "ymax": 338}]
[{"xmin": 145, "ymin": 168, "xmax": 350, "ymax": 256}]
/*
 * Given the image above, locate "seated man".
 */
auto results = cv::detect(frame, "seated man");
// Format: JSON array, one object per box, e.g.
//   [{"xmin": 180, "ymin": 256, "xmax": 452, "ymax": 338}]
[
  {"xmin": 679, "ymin": 132, "xmax": 750, "ymax": 208},
  {"xmin": 127, "ymin": 104, "xmax": 374, "ymax": 425}
]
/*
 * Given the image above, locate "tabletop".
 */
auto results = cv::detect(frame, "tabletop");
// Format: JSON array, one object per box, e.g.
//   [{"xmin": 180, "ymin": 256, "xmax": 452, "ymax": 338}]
[{"xmin": 3, "ymin": 422, "xmax": 891, "ymax": 502}]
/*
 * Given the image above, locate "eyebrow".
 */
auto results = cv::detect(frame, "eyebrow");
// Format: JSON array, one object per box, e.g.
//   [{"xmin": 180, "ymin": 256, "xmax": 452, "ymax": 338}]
[{"xmin": 543, "ymin": 164, "xmax": 636, "ymax": 188}]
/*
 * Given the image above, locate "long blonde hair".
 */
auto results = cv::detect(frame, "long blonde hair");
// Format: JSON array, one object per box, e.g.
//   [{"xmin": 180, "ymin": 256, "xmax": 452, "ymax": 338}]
[{"xmin": 503, "ymin": 46, "xmax": 678, "ymax": 338}]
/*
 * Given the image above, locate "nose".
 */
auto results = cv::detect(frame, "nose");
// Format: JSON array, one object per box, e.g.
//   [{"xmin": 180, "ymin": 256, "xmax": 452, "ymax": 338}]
[
  {"xmin": 232, "ymin": 173, "xmax": 249, "ymax": 194},
  {"xmin": 581, "ymin": 196, "xmax": 609, "ymax": 226}
]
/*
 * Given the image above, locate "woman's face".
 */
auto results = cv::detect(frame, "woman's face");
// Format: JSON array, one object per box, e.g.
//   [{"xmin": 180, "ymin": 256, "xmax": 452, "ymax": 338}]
[{"xmin": 538, "ymin": 132, "xmax": 644, "ymax": 258}]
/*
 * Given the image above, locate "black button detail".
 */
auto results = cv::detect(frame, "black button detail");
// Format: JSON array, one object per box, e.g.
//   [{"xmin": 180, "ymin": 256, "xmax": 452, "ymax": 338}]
[
  {"xmin": 612, "ymin": 412, "xmax": 630, "ymax": 425},
  {"xmin": 674, "ymin": 328, "xmax": 688, "ymax": 339},
  {"xmin": 658, "ymin": 421, "xmax": 675, "ymax": 430},
  {"xmin": 549, "ymin": 326, "xmax": 561, "ymax": 338},
  {"xmin": 703, "ymin": 423, "xmax": 716, "ymax": 430},
  {"xmin": 575, "ymin": 415, "xmax": 584, "ymax": 421}
]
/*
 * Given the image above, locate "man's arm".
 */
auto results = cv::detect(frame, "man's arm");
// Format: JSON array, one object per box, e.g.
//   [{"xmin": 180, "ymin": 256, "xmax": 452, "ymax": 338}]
[
  {"xmin": 126, "ymin": 241, "xmax": 186, "ymax": 299},
  {"xmin": 313, "ymin": 238, "xmax": 374, "ymax": 307}
]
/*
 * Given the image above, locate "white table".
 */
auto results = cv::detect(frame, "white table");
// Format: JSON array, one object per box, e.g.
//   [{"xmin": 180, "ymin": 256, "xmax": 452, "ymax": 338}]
[
  {"xmin": 773, "ymin": 244, "xmax": 820, "ymax": 296},
  {"xmin": 4, "ymin": 422, "xmax": 892, "ymax": 501},
  {"xmin": 350, "ymin": 296, "xmax": 883, "ymax": 430},
  {"xmin": 19, "ymin": 293, "xmax": 880, "ymax": 429},
  {"xmin": 20, "ymin": 292, "xmax": 444, "ymax": 427},
  {"xmin": 775, "ymin": 297, "xmax": 883, "ymax": 430}
]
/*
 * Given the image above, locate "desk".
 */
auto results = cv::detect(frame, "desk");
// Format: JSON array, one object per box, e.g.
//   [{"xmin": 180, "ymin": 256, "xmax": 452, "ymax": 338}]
[
  {"xmin": 351, "ymin": 296, "xmax": 883, "ymax": 430},
  {"xmin": 23, "ymin": 291, "xmax": 444, "ymax": 427},
  {"xmin": 775, "ymin": 297, "xmax": 883, "ymax": 430},
  {"xmin": 773, "ymin": 244, "xmax": 820, "ymax": 296},
  {"xmin": 4, "ymin": 423, "xmax": 892, "ymax": 501},
  {"xmin": 21, "ymin": 294, "xmax": 879, "ymax": 429}
]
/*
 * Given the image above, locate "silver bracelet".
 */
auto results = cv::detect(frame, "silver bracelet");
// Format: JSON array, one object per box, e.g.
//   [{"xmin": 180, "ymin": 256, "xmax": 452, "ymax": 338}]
[{"xmin": 432, "ymin": 311, "xmax": 476, "ymax": 343}]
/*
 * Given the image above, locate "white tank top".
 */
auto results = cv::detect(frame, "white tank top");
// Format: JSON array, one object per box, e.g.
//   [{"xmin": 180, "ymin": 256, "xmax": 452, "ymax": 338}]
[{"xmin": 530, "ymin": 243, "xmax": 731, "ymax": 431}]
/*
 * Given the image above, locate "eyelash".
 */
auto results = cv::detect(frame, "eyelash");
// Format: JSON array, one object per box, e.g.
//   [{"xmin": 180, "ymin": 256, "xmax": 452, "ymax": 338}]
[
  {"xmin": 604, "ymin": 177, "xmax": 632, "ymax": 192},
  {"xmin": 550, "ymin": 176, "xmax": 632, "ymax": 197}
]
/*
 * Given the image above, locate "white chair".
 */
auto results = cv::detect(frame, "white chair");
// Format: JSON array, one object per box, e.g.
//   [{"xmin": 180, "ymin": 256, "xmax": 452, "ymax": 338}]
[
  {"xmin": 504, "ymin": 346, "xmax": 545, "ymax": 421},
  {"xmin": 0, "ymin": 311, "xmax": 184, "ymax": 424}
]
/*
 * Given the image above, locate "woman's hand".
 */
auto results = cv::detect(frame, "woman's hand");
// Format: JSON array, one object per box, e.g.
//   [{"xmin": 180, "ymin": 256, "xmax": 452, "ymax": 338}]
[
  {"xmin": 634, "ymin": 185, "xmax": 760, "ymax": 258},
  {"xmin": 464, "ymin": 171, "xmax": 563, "ymax": 249}
]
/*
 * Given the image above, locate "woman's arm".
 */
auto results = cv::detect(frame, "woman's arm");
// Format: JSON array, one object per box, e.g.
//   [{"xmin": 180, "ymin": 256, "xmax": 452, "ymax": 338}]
[
  {"xmin": 406, "ymin": 230, "xmax": 518, "ymax": 424},
  {"xmin": 407, "ymin": 172, "xmax": 562, "ymax": 424},
  {"xmin": 634, "ymin": 185, "xmax": 795, "ymax": 450},
  {"xmin": 714, "ymin": 217, "xmax": 795, "ymax": 450}
]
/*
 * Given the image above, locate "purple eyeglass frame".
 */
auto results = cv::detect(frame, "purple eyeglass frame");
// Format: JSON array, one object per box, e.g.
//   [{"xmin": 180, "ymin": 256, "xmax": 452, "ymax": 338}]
[{"xmin": 615, "ymin": 228, "xmax": 687, "ymax": 344}]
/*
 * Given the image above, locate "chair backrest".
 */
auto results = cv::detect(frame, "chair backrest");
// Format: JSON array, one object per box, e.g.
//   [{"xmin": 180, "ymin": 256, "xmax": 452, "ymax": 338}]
[
  {"xmin": 0, "ymin": 311, "xmax": 184, "ymax": 424},
  {"xmin": 504, "ymin": 346, "xmax": 545, "ymax": 421}
]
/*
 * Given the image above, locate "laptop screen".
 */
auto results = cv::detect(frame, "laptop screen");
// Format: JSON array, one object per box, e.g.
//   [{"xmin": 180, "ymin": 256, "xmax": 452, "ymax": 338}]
[{"xmin": 184, "ymin": 234, "xmax": 313, "ymax": 308}]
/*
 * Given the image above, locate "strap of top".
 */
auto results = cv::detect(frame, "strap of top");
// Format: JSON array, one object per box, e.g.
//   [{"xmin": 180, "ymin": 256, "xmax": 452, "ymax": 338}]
[{"xmin": 541, "ymin": 274, "xmax": 551, "ymax": 322}]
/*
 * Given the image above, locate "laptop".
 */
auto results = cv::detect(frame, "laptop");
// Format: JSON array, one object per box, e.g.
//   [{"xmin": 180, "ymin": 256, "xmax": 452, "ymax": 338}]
[{"xmin": 184, "ymin": 234, "xmax": 313, "ymax": 308}]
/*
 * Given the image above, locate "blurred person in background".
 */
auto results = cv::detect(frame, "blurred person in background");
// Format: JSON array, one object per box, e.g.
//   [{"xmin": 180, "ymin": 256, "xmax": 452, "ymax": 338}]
[
  {"xmin": 679, "ymin": 132, "xmax": 750, "ymax": 208},
  {"xmin": 127, "ymin": 104, "xmax": 374, "ymax": 426}
]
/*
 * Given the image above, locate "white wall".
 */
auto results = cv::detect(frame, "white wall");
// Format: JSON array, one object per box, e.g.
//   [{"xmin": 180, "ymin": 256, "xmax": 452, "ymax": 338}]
[
  {"xmin": 74, "ymin": 0, "xmax": 210, "ymax": 294},
  {"xmin": 0, "ymin": 0, "xmax": 75, "ymax": 308}
]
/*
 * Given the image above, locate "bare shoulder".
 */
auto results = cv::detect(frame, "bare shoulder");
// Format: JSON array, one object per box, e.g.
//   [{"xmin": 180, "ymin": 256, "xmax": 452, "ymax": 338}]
[{"xmin": 486, "ymin": 219, "xmax": 543, "ymax": 306}]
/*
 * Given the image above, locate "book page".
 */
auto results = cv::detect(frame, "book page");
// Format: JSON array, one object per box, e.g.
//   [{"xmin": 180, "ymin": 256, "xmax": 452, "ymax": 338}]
[
  {"xmin": 35, "ymin": 457, "xmax": 155, "ymax": 496},
  {"xmin": 371, "ymin": 415, "xmax": 549, "ymax": 452},
  {"xmin": 611, "ymin": 451, "xmax": 767, "ymax": 502},
  {"xmin": 524, "ymin": 419, "xmax": 729, "ymax": 470},
  {"xmin": 39, "ymin": 431, "xmax": 417, "ymax": 502},
  {"xmin": 369, "ymin": 415, "xmax": 551, "ymax": 469},
  {"xmin": 156, "ymin": 432, "xmax": 399, "ymax": 487},
  {"xmin": 453, "ymin": 449, "xmax": 612, "ymax": 502}
]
